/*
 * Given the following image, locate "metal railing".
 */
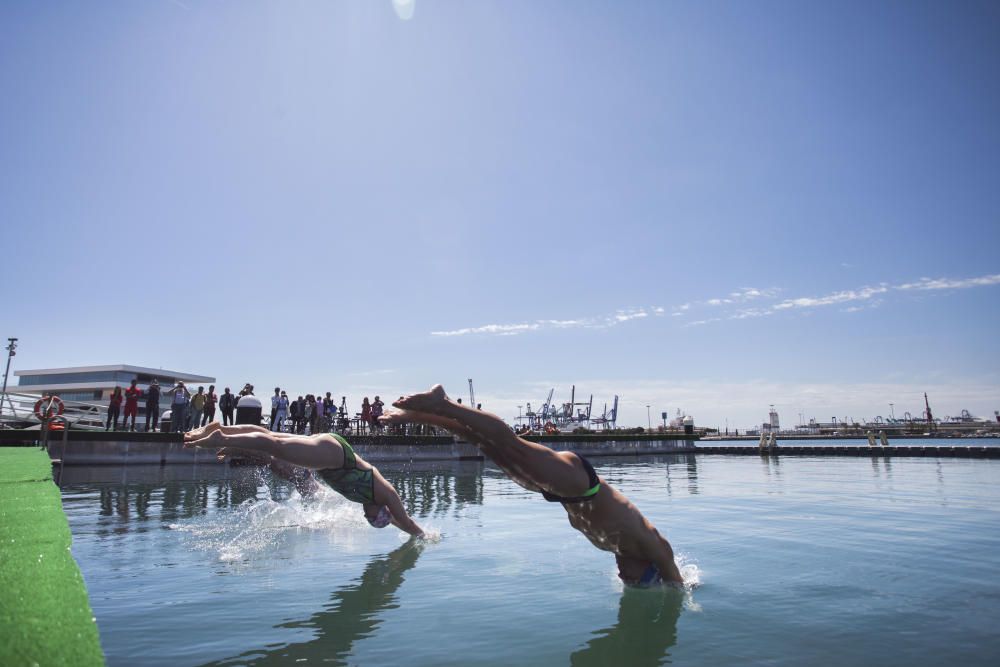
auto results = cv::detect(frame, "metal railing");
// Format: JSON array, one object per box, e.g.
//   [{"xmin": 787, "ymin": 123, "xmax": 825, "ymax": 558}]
[{"xmin": 0, "ymin": 391, "xmax": 108, "ymax": 430}]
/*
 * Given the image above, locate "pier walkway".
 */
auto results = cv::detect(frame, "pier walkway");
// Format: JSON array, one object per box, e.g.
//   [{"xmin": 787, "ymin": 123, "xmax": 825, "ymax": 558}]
[
  {"xmin": 697, "ymin": 444, "xmax": 1000, "ymax": 458},
  {"xmin": 0, "ymin": 447, "xmax": 105, "ymax": 666}
]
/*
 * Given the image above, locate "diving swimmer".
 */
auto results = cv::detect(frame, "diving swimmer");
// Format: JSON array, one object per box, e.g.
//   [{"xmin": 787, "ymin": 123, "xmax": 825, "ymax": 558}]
[
  {"xmin": 184, "ymin": 423, "xmax": 424, "ymax": 537},
  {"xmin": 381, "ymin": 385, "xmax": 683, "ymax": 586}
]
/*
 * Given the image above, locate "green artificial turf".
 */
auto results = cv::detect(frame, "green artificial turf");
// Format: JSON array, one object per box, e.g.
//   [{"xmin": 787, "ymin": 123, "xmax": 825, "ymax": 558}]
[{"xmin": 0, "ymin": 447, "xmax": 105, "ymax": 667}]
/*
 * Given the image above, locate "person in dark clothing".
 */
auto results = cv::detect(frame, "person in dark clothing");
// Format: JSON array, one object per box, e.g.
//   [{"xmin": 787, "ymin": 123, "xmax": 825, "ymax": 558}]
[
  {"xmin": 219, "ymin": 387, "xmax": 236, "ymax": 426},
  {"xmin": 291, "ymin": 396, "xmax": 305, "ymax": 434},
  {"xmin": 270, "ymin": 387, "xmax": 281, "ymax": 429},
  {"xmin": 202, "ymin": 384, "xmax": 218, "ymax": 426},
  {"xmin": 323, "ymin": 392, "xmax": 335, "ymax": 432},
  {"xmin": 106, "ymin": 386, "xmax": 123, "ymax": 430},
  {"xmin": 145, "ymin": 378, "xmax": 161, "ymax": 432}
]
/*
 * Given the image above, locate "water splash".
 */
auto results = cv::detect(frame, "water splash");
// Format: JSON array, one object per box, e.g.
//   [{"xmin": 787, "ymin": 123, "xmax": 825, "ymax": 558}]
[
  {"xmin": 676, "ymin": 551, "xmax": 701, "ymax": 590},
  {"xmin": 676, "ymin": 552, "xmax": 703, "ymax": 611},
  {"xmin": 168, "ymin": 482, "xmax": 367, "ymax": 562}
]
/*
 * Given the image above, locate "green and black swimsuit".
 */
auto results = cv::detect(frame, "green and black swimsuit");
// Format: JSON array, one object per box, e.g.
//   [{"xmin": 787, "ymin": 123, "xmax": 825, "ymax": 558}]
[
  {"xmin": 541, "ymin": 453, "xmax": 601, "ymax": 504},
  {"xmin": 317, "ymin": 434, "xmax": 377, "ymax": 505}
]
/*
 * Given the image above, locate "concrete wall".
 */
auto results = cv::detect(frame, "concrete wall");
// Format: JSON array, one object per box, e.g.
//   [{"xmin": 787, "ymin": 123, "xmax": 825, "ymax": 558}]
[
  {"xmin": 46, "ymin": 438, "xmax": 485, "ymax": 465},
  {"xmin": 43, "ymin": 436, "xmax": 696, "ymax": 465}
]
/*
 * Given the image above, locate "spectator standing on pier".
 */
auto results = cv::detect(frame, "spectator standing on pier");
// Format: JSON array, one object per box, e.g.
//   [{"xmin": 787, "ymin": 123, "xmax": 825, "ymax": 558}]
[
  {"xmin": 189, "ymin": 386, "xmax": 207, "ymax": 431},
  {"xmin": 303, "ymin": 395, "xmax": 315, "ymax": 434},
  {"xmin": 361, "ymin": 397, "xmax": 372, "ymax": 434},
  {"xmin": 270, "ymin": 388, "xmax": 281, "ymax": 429},
  {"xmin": 313, "ymin": 394, "xmax": 325, "ymax": 434},
  {"xmin": 165, "ymin": 381, "xmax": 190, "ymax": 433},
  {"xmin": 291, "ymin": 396, "xmax": 305, "ymax": 433},
  {"xmin": 106, "ymin": 386, "xmax": 123, "ymax": 430},
  {"xmin": 323, "ymin": 392, "xmax": 335, "ymax": 431},
  {"xmin": 145, "ymin": 379, "xmax": 161, "ymax": 432},
  {"xmin": 371, "ymin": 396, "xmax": 385, "ymax": 433},
  {"xmin": 202, "ymin": 385, "xmax": 218, "ymax": 426},
  {"xmin": 123, "ymin": 379, "xmax": 142, "ymax": 431},
  {"xmin": 272, "ymin": 391, "xmax": 289, "ymax": 432},
  {"xmin": 219, "ymin": 387, "xmax": 236, "ymax": 425}
]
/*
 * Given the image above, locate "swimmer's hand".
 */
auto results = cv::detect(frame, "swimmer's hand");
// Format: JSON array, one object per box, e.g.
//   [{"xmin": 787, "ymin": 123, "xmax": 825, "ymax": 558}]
[
  {"xmin": 378, "ymin": 410, "xmax": 409, "ymax": 425},
  {"xmin": 183, "ymin": 429, "xmax": 224, "ymax": 449}
]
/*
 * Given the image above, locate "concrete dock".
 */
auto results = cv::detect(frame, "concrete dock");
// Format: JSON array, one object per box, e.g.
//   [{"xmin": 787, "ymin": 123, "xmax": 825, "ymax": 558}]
[{"xmin": 1, "ymin": 430, "xmax": 997, "ymax": 463}]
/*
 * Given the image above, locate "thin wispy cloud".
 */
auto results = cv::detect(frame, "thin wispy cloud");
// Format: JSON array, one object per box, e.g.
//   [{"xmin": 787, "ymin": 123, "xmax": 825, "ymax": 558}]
[
  {"xmin": 715, "ymin": 272, "xmax": 998, "ymax": 323},
  {"xmin": 705, "ymin": 287, "xmax": 780, "ymax": 306},
  {"xmin": 674, "ymin": 288, "xmax": 779, "ymax": 313},
  {"xmin": 897, "ymin": 274, "xmax": 1000, "ymax": 291},
  {"xmin": 772, "ymin": 285, "xmax": 889, "ymax": 310},
  {"xmin": 432, "ymin": 272, "xmax": 999, "ymax": 337},
  {"xmin": 430, "ymin": 307, "xmax": 663, "ymax": 337}
]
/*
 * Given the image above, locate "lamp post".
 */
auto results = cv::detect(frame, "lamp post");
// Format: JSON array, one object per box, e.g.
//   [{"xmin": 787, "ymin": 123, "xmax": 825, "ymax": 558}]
[
  {"xmin": 646, "ymin": 405, "xmax": 651, "ymax": 430},
  {"xmin": 889, "ymin": 403, "xmax": 895, "ymax": 421},
  {"xmin": 517, "ymin": 405, "xmax": 523, "ymax": 424},
  {"xmin": 1, "ymin": 337, "xmax": 17, "ymax": 420}
]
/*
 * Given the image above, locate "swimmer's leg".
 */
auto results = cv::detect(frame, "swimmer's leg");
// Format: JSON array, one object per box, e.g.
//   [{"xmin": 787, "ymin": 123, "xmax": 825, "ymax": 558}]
[{"xmin": 392, "ymin": 387, "xmax": 592, "ymax": 497}]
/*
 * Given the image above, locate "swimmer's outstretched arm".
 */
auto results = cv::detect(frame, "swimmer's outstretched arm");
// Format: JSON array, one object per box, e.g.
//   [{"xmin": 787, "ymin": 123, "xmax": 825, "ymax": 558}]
[
  {"xmin": 184, "ymin": 427, "xmax": 342, "ymax": 470},
  {"xmin": 371, "ymin": 470, "xmax": 425, "ymax": 537}
]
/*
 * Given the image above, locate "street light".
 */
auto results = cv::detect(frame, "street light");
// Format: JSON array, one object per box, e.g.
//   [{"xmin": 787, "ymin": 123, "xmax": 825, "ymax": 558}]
[
  {"xmin": 889, "ymin": 403, "xmax": 895, "ymax": 421},
  {"xmin": 646, "ymin": 405, "xmax": 651, "ymax": 430},
  {"xmin": 1, "ymin": 337, "xmax": 17, "ymax": 420}
]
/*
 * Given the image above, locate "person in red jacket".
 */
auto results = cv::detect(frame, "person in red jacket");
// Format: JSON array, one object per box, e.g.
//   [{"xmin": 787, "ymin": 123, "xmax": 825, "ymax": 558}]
[{"xmin": 123, "ymin": 379, "xmax": 142, "ymax": 432}]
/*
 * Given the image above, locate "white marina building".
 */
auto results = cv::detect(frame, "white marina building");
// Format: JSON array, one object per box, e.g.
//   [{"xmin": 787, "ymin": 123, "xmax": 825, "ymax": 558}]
[{"xmin": 14, "ymin": 364, "xmax": 215, "ymax": 403}]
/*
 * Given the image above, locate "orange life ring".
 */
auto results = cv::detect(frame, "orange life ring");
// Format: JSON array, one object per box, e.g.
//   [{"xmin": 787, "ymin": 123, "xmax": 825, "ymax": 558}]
[{"xmin": 34, "ymin": 396, "xmax": 65, "ymax": 420}]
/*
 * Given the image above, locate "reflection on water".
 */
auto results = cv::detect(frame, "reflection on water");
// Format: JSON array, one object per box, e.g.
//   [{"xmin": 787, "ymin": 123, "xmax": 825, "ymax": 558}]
[
  {"xmin": 61, "ymin": 455, "xmax": 1000, "ymax": 667},
  {"xmin": 571, "ymin": 587, "xmax": 685, "ymax": 667},
  {"xmin": 202, "ymin": 539, "xmax": 425, "ymax": 667},
  {"xmin": 63, "ymin": 460, "xmax": 486, "ymax": 531}
]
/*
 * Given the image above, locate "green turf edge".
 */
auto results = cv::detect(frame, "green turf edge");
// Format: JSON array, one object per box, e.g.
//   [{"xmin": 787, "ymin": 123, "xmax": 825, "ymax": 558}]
[{"xmin": 0, "ymin": 448, "xmax": 105, "ymax": 667}]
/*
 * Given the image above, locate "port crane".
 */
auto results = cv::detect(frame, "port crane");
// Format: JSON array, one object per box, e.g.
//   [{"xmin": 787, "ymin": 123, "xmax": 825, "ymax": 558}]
[{"xmin": 591, "ymin": 395, "xmax": 619, "ymax": 430}]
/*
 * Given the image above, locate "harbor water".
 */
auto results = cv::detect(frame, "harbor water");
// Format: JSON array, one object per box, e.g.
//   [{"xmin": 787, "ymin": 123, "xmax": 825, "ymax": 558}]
[{"xmin": 60, "ymin": 447, "xmax": 1000, "ymax": 666}]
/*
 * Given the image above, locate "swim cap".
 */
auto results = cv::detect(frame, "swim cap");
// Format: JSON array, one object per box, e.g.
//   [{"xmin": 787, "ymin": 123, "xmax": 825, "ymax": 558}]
[{"xmin": 366, "ymin": 506, "xmax": 392, "ymax": 529}]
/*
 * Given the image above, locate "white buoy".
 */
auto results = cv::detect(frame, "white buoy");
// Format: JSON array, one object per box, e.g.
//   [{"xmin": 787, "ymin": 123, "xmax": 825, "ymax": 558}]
[
  {"xmin": 759, "ymin": 432, "xmax": 767, "ymax": 448},
  {"xmin": 867, "ymin": 431, "xmax": 876, "ymax": 447},
  {"xmin": 769, "ymin": 431, "xmax": 778, "ymax": 447},
  {"xmin": 879, "ymin": 430, "xmax": 889, "ymax": 447}
]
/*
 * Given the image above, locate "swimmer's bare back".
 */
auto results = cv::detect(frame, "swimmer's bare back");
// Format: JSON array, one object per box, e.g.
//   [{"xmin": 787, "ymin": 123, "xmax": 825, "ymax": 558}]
[{"xmin": 383, "ymin": 385, "xmax": 682, "ymax": 585}]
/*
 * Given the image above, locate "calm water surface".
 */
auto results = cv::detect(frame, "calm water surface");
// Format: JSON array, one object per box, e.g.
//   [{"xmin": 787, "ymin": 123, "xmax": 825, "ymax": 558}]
[{"xmin": 60, "ymin": 448, "xmax": 1000, "ymax": 666}]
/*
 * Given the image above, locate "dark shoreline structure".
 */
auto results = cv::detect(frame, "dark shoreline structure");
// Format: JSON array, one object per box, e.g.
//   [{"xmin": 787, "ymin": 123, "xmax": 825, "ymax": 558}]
[{"xmin": 1, "ymin": 430, "xmax": 998, "ymax": 466}]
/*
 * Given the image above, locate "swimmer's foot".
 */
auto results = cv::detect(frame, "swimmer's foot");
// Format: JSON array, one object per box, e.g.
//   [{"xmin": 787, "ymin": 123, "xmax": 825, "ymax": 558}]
[{"xmin": 393, "ymin": 385, "xmax": 450, "ymax": 415}]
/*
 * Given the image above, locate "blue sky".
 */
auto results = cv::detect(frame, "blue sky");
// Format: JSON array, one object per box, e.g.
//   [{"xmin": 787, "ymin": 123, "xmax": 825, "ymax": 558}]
[{"xmin": 2, "ymin": 0, "xmax": 998, "ymax": 429}]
